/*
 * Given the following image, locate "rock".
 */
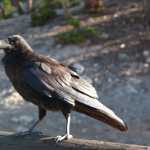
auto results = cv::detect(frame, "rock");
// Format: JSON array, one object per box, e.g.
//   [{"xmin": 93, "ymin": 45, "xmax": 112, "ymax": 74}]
[
  {"xmin": 101, "ymin": 32, "xmax": 109, "ymax": 39},
  {"xmin": 43, "ymin": 39, "xmax": 55, "ymax": 48},
  {"xmin": 128, "ymin": 77, "xmax": 142, "ymax": 85},
  {"xmin": 144, "ymin": 63, "xmax": 149, "ymax": 68},
  {"xmin": 113, "ymin": 13, "xmax": 119, "ymax": 18},
  {"xmin": 126, "ymin": 84, "xmax": 138, "ymax": 94},
  {"xmin": 19, "ymin": 115, "xmax": 34, "ymax": 124},
  {"xmin": 11, "ymin": 117, "xmax": 20, "ymax": 123},
  {"xmin": 11, "ymin": 115, "xmax": 34, "ymax": 126},
  {"xmin": 118, "ymin": 53, "xmax": 129, "ymax": 61},
  {"xmin": 55, "ymin": 44, "xmax": 62, "ymax": 49},
  {"xmin": 130, "ymin": 62, "xmax": 144, "ymax": 71},
  {"xmin": 138, "ymin": 62, "xmax": 146, "ymax": 70},
  {"xmin": 146, "ymin": 57, "xmax": 150, "ymax": 63},
  {"xmin": 108, "ymin": 77, "xmax": 113, "ymax": 83},
  {"xmin": 120, "ymin": 43, "xmax": 126, "ymax": 49},
  {"xmin": 143, "ymin": 50, "xmax": 150, "ymax": 57}
]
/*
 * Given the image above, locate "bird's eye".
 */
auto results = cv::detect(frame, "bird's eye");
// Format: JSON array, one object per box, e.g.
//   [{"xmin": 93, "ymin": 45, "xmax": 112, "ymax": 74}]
[
  {"xmin": 8, "ymin": 37, "xmax": 17, "ymax": 45},
  {"xmin": 10, "ymin": 41, "xmax": 14, "ymax": 45}
]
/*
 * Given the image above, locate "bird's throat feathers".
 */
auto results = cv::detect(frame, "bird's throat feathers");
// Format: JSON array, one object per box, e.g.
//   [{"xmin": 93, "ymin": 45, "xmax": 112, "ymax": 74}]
[{"xmin": 2, "ymin": 47, "xmax": 35, "ymax": 66}]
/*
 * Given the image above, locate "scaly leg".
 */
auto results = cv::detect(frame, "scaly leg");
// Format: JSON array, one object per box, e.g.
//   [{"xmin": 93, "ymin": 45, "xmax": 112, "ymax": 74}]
[
  {"xmin": 56, "ymin": 113, "xmax": 73, "ymax": 142},
  {"xmin": 15, "ymin": 107, "xmax": 46, "ymax": 136}
]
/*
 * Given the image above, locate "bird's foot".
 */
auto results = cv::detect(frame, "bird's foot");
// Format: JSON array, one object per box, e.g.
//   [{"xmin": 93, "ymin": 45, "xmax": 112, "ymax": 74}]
[
  {"xmin": 55, "ymin": 134, "xmax": 73, "ymax": 142},
  {"xmin": 15, "ymin": 130, "xmax": 42, "ymax": 137}
]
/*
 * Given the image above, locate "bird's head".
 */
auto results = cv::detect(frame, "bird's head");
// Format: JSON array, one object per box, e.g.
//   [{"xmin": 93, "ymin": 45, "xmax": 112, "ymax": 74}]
[
  {"xmin": 0, "ymin": 35, "xmax": 33, "ymax": 54},
  {"xmin": 8, "ymin": 35, "xmax": 33, "ymax": 52}
]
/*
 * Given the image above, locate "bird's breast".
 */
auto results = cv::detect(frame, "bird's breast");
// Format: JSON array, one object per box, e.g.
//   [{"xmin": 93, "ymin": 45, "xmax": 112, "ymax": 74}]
[{"xmin": 2, "ymin": 57, "xmax": 64, "ymax": 111}]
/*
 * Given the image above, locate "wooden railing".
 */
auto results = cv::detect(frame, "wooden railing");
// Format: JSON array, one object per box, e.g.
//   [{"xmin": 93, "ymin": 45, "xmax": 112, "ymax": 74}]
[{"xmin": 0, "ymin": 131, "xmax": 149, "ymax": 150}]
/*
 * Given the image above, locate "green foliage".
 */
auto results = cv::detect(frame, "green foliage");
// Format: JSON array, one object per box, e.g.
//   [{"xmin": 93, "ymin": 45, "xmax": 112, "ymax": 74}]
[
  {"xmin": 57, "ymin": 29, "xmax": 85, "ymax": 44},
  {"xmin": 66, "ymin": 17, "xmax": 80, "ymax": 27},
  {"xmin": 48, "ymin": 0, "xmax": 68, "ymax": 8},
  {"xmin": 48, "ymin": 0, "xmax": 80, "ymax": 8},
  {"xmin": 31, "ymin": 0, "xmax": 65, "ymax": 27},
  {"xmin": 17, "ymin": 1, "xmax": 25, "ymax": 15},
  {"xmin": 31, "ymin": 0, "xmax": 82, "ymax": 26},
  {"xmin": 31, "ymin": 0, "xmax": 57, "ymax": 26},
  {"xmin": 31, "ymin": 9, "xmax": 56, "ymax": 26},
  {"xmin": 56, "ymin": 26, "xmax": 99, "ymax": 44},
  {"xmin": 2, "ymin": 0, "xmax": 14, "ymax": 19},
  {"xmin": 81, "ymin": 26, "xmax": 97, "ymax": 37}
]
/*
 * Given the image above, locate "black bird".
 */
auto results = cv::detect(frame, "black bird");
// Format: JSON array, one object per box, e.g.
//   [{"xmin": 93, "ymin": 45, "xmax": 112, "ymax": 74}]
[{"xmin": 0, "ymin": 35, "xmax": 127, "ymax": 142}]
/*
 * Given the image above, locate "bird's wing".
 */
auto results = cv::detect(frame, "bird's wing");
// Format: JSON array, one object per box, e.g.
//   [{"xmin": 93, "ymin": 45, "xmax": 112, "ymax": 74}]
[
  {"xmin": 23, "ymin": 62, "xmax": 75, "ymax": 106},
  {"xmin": 71, "ymin": 75, "xmax": 98, "ymax": 99},
  {"xmin": 23, "ymin": 63, "xmax": 54, "ymax": 98},
  {"xmin": 23, "ymin": 61, "xmax": 98, "ymax": 107},
  {"xmin": 61, "ymin": 63, "xmax": 98, "ymax": 99}
]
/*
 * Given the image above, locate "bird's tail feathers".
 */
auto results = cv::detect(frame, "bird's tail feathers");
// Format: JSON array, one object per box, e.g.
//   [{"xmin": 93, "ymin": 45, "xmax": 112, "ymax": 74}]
[{"xmin": 75, "ymin": 99, "xmax": 128, "ymax": 131}]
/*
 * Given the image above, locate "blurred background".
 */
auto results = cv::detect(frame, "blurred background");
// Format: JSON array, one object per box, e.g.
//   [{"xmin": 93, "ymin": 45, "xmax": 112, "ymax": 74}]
[{"xmin": 0, "ymin": 0, "xmax": 150, "ymax": 146}]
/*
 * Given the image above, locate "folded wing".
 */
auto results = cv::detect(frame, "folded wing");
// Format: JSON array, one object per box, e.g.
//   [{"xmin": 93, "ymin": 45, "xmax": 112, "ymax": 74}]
[{"xmin": 22, "ymin": 60, "xmax": 127, "ymax": 131}]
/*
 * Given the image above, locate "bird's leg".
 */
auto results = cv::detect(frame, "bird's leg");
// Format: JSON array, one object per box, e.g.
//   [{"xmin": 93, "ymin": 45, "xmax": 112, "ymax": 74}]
[
  {"xmin": 56, "ymin": 113, "xmax": 73, "ymax": 142},
  {"xmin": 26, "ymin": 119, "xmax": 42, "ymax": 132},
  {"xmin": 28, "ymin": 107, "xmax": 46, "ymax": 132},
  {"xmin": 66, "ymin": 113, "xmax": 73, "ymax": 139},
  {"xmin": 15, "ymin": 107, "xmax": 46, "ymax": 136}
]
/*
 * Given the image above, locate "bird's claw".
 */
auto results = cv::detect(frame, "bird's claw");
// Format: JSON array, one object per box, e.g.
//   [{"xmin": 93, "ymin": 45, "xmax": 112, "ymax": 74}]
[{"xmin": 55, "ymin": 134, "xmax": 73, "ymax": 142}]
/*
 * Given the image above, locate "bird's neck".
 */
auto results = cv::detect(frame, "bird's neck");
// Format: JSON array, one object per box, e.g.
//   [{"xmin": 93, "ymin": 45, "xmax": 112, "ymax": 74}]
[{"xmin": 2, "ymin": 49, "xmax": 35, "ymax": 65}]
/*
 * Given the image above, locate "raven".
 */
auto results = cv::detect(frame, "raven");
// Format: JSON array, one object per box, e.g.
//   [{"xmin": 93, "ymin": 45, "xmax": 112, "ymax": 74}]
[{"xmin": 0, "ymin": 35, "xmax": 127, "ymax": 142}]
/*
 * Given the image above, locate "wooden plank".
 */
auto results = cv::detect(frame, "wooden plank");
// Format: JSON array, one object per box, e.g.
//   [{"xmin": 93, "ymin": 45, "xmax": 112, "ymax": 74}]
[{"xmin": 0, "ymin": 131, "xmax": 149, "ymax": 150}]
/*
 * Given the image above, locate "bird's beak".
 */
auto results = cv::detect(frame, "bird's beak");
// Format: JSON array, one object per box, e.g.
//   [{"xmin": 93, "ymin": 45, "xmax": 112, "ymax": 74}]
[{"xmin": 0, "ymin": 40, "xmax": 12, "ymax": 49}]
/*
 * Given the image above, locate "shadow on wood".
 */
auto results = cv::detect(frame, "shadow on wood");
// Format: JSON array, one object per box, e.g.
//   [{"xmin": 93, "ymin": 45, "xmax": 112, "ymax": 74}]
[{"xmin": 0, "ymin": 131, "xmax": 149, "ymax": 150}]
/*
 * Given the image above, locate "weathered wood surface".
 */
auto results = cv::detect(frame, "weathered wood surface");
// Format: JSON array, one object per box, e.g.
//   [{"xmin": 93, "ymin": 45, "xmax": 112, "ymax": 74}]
[{"xmin": 0, "ymin": 131, "xmax": 149, "ymax": 150}]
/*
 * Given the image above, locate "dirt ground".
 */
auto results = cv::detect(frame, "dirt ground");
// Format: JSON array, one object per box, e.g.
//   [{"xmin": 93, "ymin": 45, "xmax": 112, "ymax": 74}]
[{"xmin": 0, "ymin": 0, "xmax": 150, "ymax": 146}]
